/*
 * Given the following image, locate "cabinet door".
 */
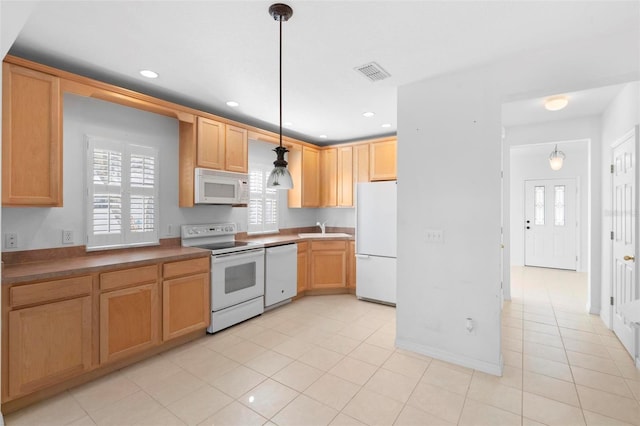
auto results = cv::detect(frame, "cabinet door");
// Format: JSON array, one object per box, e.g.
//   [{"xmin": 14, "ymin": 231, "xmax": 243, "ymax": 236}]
[
  {"xmin": 100, "ymin": 283, "xmax": 159, "ymax": 363},
  {"xmin": 353, "ymin": 144, "xmax": 370, "ymax": 183},
  {"xmin": 370, "ymin": 140, "xmax": 397, "ymax": 181},
  {"xmin": 337, "ymin": 146, "xmax": 354, "ymax": 207},
  {"xmin": 196, "ymin": 116, "xmax": 225, "ymax": 170},
  {"xmin": 2, "ymin": 63, "xmax": 62, "ymax": 206},
  {"xmin": 320, "ymin": 148, "xmax": 337, "ymax": 207},
  {"xmin": 297, "ymin": 242, "xmax": 308, "ymax": 293},
  {"xmin": 225, "ymin": 125, "xmax": 248, "ymax": 173},
  {"xmin": 163, "ymin": 273, "xmax": 210, "ymax": 341},
  {"xmin": 9, "ymin": 296, "xmax": 91, "ymax": 397},
  {"xmin": 302, "ymin": 147, "xmax": 320, "ymax": 207},
  {"xmin": 310, "ymin": 245, "xmax": 347, "ymax": 290}
]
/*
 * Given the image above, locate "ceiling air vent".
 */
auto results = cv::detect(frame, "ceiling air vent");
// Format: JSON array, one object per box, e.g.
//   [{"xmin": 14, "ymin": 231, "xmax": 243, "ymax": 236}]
[{"xmin": 354, "ymin": 62, "xmax": 390, "ymax": 82}]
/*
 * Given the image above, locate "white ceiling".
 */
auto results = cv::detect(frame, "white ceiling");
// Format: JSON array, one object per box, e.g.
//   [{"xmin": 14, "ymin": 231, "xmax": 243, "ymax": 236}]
[{"xmin": 6, "ymin": 1, "xmax": 639, "ymax": 144}]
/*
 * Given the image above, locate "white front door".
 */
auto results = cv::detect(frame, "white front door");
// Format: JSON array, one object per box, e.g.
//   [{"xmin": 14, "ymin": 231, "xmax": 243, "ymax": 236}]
[
  {"xmin": 611, "ymin": 127, "xmax": 638, "ymax": 358},
  {"xmin": 524, "ymin": 178, "xmax": 577, "ymax": 270}
]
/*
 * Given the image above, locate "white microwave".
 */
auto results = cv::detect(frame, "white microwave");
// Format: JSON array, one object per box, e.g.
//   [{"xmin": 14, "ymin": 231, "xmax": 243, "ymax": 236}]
[{"xmin": 194, "ymin": 168, "xmax": 249, "ymax": 205}]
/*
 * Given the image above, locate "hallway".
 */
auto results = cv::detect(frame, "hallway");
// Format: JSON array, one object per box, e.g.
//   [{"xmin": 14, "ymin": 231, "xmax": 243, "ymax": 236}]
[{"xmin": 503, "ymin": 266, "xmax": 639, "ymax": 424}]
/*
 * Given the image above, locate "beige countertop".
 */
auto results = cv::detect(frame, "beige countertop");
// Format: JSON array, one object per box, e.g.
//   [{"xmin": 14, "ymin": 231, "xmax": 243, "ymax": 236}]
[{"xmin": 2, "ymin": 246, "xmax": 210, "ymax": 285}]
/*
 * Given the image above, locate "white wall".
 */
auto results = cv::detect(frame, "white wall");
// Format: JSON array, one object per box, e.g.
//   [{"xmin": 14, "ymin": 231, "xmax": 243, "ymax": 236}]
[
  {"xmin": 600, "ymin": 81, "xmax": 640, "ymax": 327},
  {"xmin": 1, "ymin": 95, "xmax": 328, "ymax": 251},
  {"xmin": 396, "ymin": 29, "xmax": 638, "ymax": 375}
]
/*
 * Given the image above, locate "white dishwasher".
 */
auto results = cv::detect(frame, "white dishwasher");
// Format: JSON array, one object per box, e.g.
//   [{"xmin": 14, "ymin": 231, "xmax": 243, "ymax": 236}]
[{"xmin": 265, "ymin": 244, "xmax": 298, "ymax": 308}]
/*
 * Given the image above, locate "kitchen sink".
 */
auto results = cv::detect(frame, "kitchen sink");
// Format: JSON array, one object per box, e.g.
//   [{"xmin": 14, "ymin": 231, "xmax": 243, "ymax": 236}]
[{"xmin": 298, "ymin": 233, "xmax": 352, "ymax": 238}]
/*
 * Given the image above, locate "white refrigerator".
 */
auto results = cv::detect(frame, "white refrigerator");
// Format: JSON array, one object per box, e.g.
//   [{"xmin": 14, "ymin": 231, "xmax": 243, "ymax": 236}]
[{"xmin": 356, "ymin": 181, "xmax": 397, "ymax": 305}]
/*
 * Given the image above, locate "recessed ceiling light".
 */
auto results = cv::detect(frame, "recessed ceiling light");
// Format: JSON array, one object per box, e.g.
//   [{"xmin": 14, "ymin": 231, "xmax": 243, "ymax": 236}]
[
  {"xmin": 284, "ymin": 121, "xmax": 293, "ymax": 127},
  {"xmin": 319, "ymin": 135, "xmax": 328, "ymax": 139},
  {"xmin": 139, "ymin": 69, "xmax": 159, "ymax": 79},
  {"xmin": 381, "ymin": 123, "xmax": 392, "ymax": 128},
  {"xmin": 363, "ymin": 112, "xmax": 375, "ymax": 118},
  {"xmin": 226, "ymin": 101, "xmax": 240, "ymax": 107},
  {"xmin": 544, "ymin": 95, "xmax": 569, "ymax": 111}
]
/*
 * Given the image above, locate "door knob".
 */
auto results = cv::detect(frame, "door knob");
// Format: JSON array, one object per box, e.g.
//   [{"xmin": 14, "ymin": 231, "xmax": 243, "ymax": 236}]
[{"xmin": 624, "ymin": 255, "xmax": 635, "ymax": 261}]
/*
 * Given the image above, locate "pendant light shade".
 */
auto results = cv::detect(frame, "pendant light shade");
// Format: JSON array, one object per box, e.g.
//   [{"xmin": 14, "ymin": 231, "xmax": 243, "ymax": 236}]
[
  {"xmin": 267, "ymin": 3, "xmax": 294, "ymax": 189},
  {"xmin": 549, "ymin": 144, "xmax": 565, "ymax": 171}
]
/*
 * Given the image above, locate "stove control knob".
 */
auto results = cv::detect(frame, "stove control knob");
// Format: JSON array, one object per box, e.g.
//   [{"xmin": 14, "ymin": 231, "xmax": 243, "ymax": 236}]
[{"xmin": 187, "ymin": 229, "xmax": 194, "ymax": 235}]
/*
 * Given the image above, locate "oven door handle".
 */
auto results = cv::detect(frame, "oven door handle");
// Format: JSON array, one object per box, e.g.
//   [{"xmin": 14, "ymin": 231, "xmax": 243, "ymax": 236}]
[{"xmin": 211, "ymin": 248, "xmax": 265, "ymax": 263}]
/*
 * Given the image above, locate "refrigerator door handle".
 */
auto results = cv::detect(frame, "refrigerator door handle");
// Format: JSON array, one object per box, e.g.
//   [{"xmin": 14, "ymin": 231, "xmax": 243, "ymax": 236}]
[{"xmin": 355, "ymin": 254, "xmax": 370, "ymax": 259}]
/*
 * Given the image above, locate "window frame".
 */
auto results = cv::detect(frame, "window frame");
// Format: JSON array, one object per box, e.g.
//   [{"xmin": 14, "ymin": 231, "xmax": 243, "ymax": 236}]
[
  {"xmin": 247, "ymin": 162, "xmax": 279, "ymax": 235},
  {"xmin": 85, "ymin": 135, "xmax": 159, "ymax": 251}
]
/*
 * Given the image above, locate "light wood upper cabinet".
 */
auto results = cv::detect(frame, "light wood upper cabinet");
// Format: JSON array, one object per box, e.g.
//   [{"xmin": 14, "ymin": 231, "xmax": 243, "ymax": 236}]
[
  {"xmin": 289, "ymin": 145, "xmax": 321, "ymax": 208},
  {"xmin": 369, "ymin": 139, "xmax": 397, "ymax": 181},
  {"xmin": 309, "ymin": 240, "xmax": 347, "ymax": 289},
  {"xmin": 320, "ymin": 148, "xmax": 337, "ymax": 207},
  {"xmin": 337, "ymin": 146, "xmax": 354, "ymax": 207},
  {"xmin": 2, "ymin": 63, "xmax": 62, "ymax": 206},
  {"xmin": 353, "ymin": 144, "xmax": 370, "ymax": 183},
  {"xmin": 196, "ymin": 116, "xmax": 226, "ymax": 170},
  {"xmin": 225, "ymin": 125, "xmax": 248, "ymax": 173}
]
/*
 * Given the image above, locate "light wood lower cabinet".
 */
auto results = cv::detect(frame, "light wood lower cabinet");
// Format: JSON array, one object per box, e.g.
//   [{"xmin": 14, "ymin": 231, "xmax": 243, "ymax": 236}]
[
  {"xmin": 99, "ymin": 283, "xmax": 159, "ymax": 364},
  {"xmin": 8, "ymin": 296, "xmax": 92, "ymax": 398},
  {"xmin": 5, "ymin": 275, "xmax": 93, "ymax": 399},
  {"xmin": 162, "ymin": 257, "xmax": 210, "ymax": 341},
  {"xmin": 309, "ymin": 241, "xmax": 347, "ymax": 289},
  {"xmin": 297, "ymin": 242, "xmax": 309, "ymax": 293}
]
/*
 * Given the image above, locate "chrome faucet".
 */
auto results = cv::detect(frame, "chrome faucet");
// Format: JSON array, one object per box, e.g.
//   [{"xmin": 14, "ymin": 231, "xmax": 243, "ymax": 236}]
[{"xmin": 316, "ymin": 221, "xmax": 326, "ymax": 234}]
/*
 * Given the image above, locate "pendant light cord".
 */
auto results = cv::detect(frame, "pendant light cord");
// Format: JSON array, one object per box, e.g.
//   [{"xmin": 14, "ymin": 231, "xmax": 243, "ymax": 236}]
[{"xmin": 279, "ymin": 18, "xmax": 283, "ymax": 149}]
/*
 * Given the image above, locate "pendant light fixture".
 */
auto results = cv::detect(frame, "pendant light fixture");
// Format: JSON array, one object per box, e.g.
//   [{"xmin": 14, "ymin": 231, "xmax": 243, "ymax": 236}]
[
  {"xmin": 549, "ymin": 144, "xmax": 565, "ymax": 171},
  {"xmin": 267, "ymin": 3, "xmax": 294, "ymax": 189}
]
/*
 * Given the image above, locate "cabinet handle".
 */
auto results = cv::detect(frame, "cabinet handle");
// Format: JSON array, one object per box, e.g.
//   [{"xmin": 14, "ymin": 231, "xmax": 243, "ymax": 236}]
[{"xmin": 624, "ymin": 255, "xmax": 635, "ymax": 262}]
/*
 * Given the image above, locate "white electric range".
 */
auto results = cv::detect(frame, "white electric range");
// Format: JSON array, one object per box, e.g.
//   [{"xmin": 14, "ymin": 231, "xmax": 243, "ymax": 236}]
[{"xmin": 181, "ymin": 223, "xmax": 264, "ymax": 333}]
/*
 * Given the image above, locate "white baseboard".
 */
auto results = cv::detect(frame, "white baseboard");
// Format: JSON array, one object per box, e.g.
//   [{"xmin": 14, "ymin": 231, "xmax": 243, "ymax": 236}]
[{"xmin": 396, "ymin": 337, "xmax": 503, "ymax": 376}]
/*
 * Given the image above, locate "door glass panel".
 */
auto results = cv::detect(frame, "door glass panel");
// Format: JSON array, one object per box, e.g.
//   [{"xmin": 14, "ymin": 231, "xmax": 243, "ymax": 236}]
[
  {"xmin": 225, "ymin": 262, "xmax": 256, "ymax": 293},
  {"xmin": 554, "ymin": 185, "xmax": 565, "ymax": 226},
  {"xmin": 534, "ymin": 186, "xmax": 545, "ymax": 225}
]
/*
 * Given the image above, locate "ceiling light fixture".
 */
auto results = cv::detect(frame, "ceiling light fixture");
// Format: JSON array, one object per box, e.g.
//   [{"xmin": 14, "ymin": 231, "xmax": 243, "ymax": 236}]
[
  {"xmin": 381, "ymin": 123, "xmax": 391, "ymax": 128},
  {"xmin": 139, "ymin": 69, "xmax": 159, "ymax": 79},
  {"xmin": 549, "ymin": 144, "xmax": 565, "ymax": 171},
  {"xmin": 319, "ymin": 135, "xmax": 328, "ymax": 139},
  {"xmin": 544, "ymin": 95, "xmax": 568, "ymax": 111},
  {"xmin": 284, "ymin": 121, "xmax": 293, "ymax": 127},
  {"xmin": 363, "ymin": 112, "xmax": 375, "ymax": 118},
  {"xmin": 267, "ymin": 3, "xmax": 294, "ymax": 190},
  {"xmin": 226, "ymin": 101, "xmax": 239, "ymax": 107}
]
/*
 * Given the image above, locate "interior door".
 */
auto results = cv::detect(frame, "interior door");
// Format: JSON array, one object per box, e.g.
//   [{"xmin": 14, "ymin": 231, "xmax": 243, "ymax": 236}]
[
  {"xmin": 611, "ymin": 127, "xmax": 638, "ymax": 358},
  {"xmin": 524, "ymin": 178, "xmax": 577, "ymax": 270}
]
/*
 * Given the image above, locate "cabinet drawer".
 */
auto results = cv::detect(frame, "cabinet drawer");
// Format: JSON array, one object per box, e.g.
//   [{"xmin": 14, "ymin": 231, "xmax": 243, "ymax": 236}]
[
  {"xmin": 163, "ymin": 257, "xmax": 209, "ymax": 279},
  {"xmin": 311, "ymin": 240, "xmax": 347, "ymax": 251},
  {"xmin": 100, "ymin": 265, "xmax": 158, "ymax": 291},
  {"xmin": 10, "ymin": 275, "xmax": 92, "ymax": 308}
]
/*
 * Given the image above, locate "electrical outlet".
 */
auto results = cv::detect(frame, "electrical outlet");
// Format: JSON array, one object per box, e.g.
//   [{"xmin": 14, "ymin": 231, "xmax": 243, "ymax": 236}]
[
  {"xmin": 62, "ymin": 230, "xmax": 74, "ymax": 244},
  {"xmin": 4, "ymin": 233, "xmax": 17, "ymax": 249},
  {"xmin": 426, "ymin": 229, "xmax": 444, "ymax": 243}
]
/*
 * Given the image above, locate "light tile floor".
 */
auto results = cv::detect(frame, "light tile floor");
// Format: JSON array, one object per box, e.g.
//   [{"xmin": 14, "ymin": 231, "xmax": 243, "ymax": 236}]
[{"xmin": 5, "ymin": 266, "xmax": 640, "ymax": 425}]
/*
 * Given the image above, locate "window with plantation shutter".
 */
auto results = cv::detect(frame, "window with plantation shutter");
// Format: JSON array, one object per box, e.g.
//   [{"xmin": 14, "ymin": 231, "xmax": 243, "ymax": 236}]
[
  {"xmin": 248, "ymin": 164, "xmax": 279, "ymax": 234},
  {"xmin": 86, "ymin": 136, "xmax": 159, "ymax": 250}
]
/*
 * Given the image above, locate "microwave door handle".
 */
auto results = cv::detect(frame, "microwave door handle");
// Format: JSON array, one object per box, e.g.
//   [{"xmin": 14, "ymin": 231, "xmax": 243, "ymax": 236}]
[{"xmin": 212, "ymin": 249, "xmax": 264, "ymax": 263}]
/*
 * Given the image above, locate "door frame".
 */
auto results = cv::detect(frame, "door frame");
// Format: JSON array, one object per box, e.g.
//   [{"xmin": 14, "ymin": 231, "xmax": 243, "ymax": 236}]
[{"xmin": 608, "ymin": 126, "xmax": 639, "ymax": 336}]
